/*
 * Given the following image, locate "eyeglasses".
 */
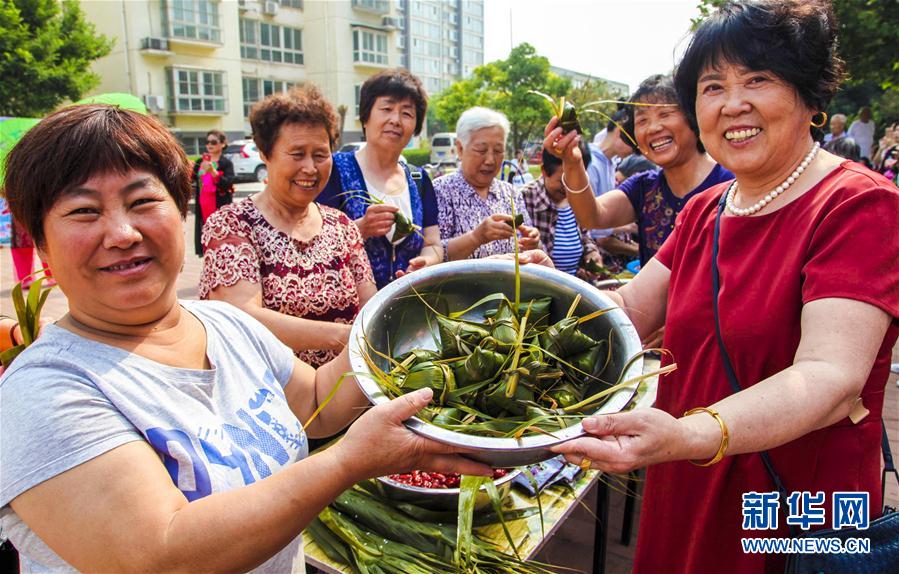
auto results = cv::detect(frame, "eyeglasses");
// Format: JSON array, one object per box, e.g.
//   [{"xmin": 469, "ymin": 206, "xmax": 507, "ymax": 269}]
[{"xmin": 206, "ymin": 140, "xmax": 220, "ymax": 145}]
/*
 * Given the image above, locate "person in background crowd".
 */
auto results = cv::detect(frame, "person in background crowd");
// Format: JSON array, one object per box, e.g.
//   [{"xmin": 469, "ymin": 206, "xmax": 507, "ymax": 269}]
[
  {"xmin": 550, "ymin": 3, "xmax": 899, "ymax": 572},
  {"xmin": 7, "ymin": 217, "xmax": 54, "ymax": 289},
  {"xmin": 823, "ymin": 136, "xmax": 861, "ymax": 162},
  {"xmin": 318, "ymin": 69, "xmax": 442, "ymax": 288},
  {"xmin": 872, "ymin": 123, "xmax": 898, "ymax": 176},
  {"xmin": 435, "ymin": 107, "xmax": 542, "ymax": 260},
  {"xmin": 200, "ymin": 86, "xmax": 376, "ymax": 368},
  {"xmin": 587, "ymin": 110, "xmax": 639, "ymax": 273},
  {"xmin": 522, "ymin": 143, "xmax": 603, "ymax": 276},
  {"xmin": 515, "ymin": 148, "xmax": 529, "ymax": 175},
  {"xmin": 557, "ymin": 74, "xmax": 733, "ymax": 346},
  {"xmin": 848, "ymin": 106, "xmax": 876, "ymax": 160},
  {"xmin": 823, "ymin": 112, "xmax": 846, "ymax": 143},
  {"xmin": 614, "ymin": 152, "xmax": 657, "ymax": 185},
  {"xmin": 562, "ymin": 74, "xmax": 733, "ymax": 269},
  {"xmin": 192, "ymin": 129, "xmax": 235, "ymax": 256},
  {"xmin": 0, "ymin": 103, "xmax": 490, "ymax": 573}
]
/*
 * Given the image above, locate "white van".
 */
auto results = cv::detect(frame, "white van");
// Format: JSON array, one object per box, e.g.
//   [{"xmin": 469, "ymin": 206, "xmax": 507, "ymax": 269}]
[{"xmin": 430, "ymin": 132, "xmax": 457, "ymax": 164}]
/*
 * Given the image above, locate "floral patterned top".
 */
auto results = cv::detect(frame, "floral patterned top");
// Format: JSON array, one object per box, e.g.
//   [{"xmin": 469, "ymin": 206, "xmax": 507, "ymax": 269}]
[
  {"xmin": 199, "ymin": 198, "xmax": 374, "ymax": 367},
  {"xmin": 619, "ymin": 163, "xmax": 733, "ymax": 265},
  {"xmin": 434, "ymin": 170, "xmax": 535, "ymax": 260}
]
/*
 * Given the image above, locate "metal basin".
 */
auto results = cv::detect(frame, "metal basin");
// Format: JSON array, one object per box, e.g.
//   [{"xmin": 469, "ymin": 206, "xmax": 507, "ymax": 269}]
[
  {"xmin": 349, "ymin": 259, "xmax": 644, "ymax": 468},
  {"xmin": 374, "ymin": 469, "xmax": 521, "ymax": 511}
]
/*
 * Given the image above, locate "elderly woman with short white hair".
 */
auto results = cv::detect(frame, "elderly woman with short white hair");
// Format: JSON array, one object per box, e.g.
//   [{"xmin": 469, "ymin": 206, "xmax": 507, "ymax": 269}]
[{"xmin": 434, "ymin": 107, "xmax": 542, "ymax": 260}]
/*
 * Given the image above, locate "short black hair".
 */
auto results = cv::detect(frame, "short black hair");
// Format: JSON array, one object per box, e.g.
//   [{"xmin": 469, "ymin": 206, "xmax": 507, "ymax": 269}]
[
  {"xmin": 359, "ymin": 68, "xmax": 428, "ymax": 136},
  {"xmin": 622, "ymin": 74, "xmax": 704, "ymax": 153},
  {"xmin": 674, "ymin": 0, "xmax": 844, "ymax": 125},
  {"xmin": 605, "ymin": 109, "xmax": 628, "ymax": 134},
  {"xmin": 541, "ymin": 139, "xmax": 591, "ymax": 177}
]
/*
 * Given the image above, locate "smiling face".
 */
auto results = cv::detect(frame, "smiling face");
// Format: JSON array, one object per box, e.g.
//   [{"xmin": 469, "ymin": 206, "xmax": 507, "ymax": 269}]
[
  {"xmin": 364, "ymin": 95, "xmax": 417, "ymax": 154},
  {"xmin": 695, "ymin": 61, "xmax": 814, "ymax": 182},
  {"xmin": 40, "ymin": 170, "xmax": 184, "ymax": 325},
  {"xmin": 633, "ymin": 102, "xmax": 699, "ymax": 169},
  {"xmin": 458, "ymin": 126, "xmax": 506, "ymax": 192},
  {"xmin": 260, "ymin": 122, "xmax": 333, "ymax": 207}
]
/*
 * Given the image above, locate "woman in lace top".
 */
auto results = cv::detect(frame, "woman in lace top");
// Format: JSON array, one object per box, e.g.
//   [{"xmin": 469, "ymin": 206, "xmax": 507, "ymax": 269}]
[{"xmin": 199, "ymin": 85, "xmax": 376, "ymax": 367}]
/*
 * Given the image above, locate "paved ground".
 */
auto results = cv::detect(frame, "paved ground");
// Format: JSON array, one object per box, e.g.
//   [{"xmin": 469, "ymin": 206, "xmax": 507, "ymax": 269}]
[{"xmin": 2, "ymin": 179, "xmax": 896, "ymax": 572}]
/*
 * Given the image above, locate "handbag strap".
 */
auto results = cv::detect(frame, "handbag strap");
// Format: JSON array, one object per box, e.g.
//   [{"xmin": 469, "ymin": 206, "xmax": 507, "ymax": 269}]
[
  {"xmin": 711, "ymin": 188, "xmax": 793, "ymax": 512},
  {"xmin": 712, "ymin": 187, "xmax": 898, "ymax": 518}
]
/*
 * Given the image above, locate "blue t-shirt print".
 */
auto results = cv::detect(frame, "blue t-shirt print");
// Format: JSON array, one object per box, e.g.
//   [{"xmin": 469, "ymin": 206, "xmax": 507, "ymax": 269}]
[{"xmin": 146, "ymin": 370, "xmax": 305, "ymax": 501}]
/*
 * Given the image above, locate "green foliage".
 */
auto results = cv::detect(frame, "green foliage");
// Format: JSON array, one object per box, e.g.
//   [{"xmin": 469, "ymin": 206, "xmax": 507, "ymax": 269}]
[
  {"xmin": 0, "ymin": 0, "xmax": 113, "ymax": 117},
  {"xmin": 692, "ymin": 0, "xmax": 899, "ymax": 90},
  {"xmin": 402, "ymin": 148, "xmax": 430, "ymax": 167},
  {"xmin": 432, "ymin": 43, "xmax": 571, "ymax": 150},
  {"xmin": 566, "ymin": 79, "xmax": 620, "ymax": 141}
]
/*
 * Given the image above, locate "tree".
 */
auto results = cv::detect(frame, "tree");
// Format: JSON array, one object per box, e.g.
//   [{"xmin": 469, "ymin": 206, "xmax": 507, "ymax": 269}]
[
  {"xmin": 692, "ymin": 0, "xmax": 899, "ymax": 133},
  {"xmin": 566, "ymin": 79, "xmax": 621, "ymax": 141},
  {"xmin": 0, "ymin": 0, "xmax": 113, "ymax": 117},
  {"xmin": 432, "ymin": 43, "xmax": 570, "ymax": 150},
  {"xmin": 692, "ymin": 0, "xmax": 899, "ymax": 90}
]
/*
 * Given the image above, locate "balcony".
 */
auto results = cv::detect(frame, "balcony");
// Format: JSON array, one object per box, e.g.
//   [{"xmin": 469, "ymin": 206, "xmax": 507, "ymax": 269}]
[{"xmin": 351, "ymin": 0, "xmax": 389, "ymax": 15}]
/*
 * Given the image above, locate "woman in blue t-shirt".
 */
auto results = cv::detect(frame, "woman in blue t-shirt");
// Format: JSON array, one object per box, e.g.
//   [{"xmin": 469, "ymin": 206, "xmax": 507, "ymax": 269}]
[
  {"xmin": 549, "ymin": 74, "xmax": 733, "ymax": 268},
  {"xmin": 318, "ymin": 69, "xmax": 442, "ymax": 288}
]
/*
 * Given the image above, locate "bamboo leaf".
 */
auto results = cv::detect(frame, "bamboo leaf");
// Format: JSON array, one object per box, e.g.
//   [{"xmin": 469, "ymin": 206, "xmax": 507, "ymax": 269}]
[
  {"xmin": 455, "ymin": 475, "xmax": 489, "ymax": 568},
  {"xmin": 302, "ymin": 373, "xmax": 352, "ymax": 431},
  {"xmin": 484, "ymin": 479, "xmax": 521, "ymax": 560}
]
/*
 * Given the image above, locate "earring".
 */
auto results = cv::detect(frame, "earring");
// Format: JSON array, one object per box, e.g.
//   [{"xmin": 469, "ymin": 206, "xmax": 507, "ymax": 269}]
[{"xmin": 810, "ymin": 111, "xmax": 828, "ymax": 129}]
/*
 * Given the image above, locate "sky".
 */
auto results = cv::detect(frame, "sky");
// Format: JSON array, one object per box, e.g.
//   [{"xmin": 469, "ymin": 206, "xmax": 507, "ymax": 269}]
[{"xmin": 483, "ymin": 0, "xmax": 702, "ymax": 93}]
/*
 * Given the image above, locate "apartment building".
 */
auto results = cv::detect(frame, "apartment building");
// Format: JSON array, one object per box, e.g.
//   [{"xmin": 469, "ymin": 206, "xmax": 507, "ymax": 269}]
[
  {"xmin": 80, "ymin": 0, "xmax": 484, "ymax": 153},
  {"xmin": 396, "ymin": 0, "xmax": 484, "ymax": 96},
  {"xmin": 550, "ymin": 66, "xmax": 629, "ymax": 98}
]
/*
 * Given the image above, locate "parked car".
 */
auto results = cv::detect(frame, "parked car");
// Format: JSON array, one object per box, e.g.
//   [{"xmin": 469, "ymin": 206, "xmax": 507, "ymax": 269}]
[
  {"xmin": 224, "ymin": 139, "xmax": 267, "ymax": 182},
  {"xmin": 524, "ymin": 142, "xmax": 543, "ymax": 166},
  {"xmin": 430, "ymin": 132, "xmax": 457, "ymax": 164}
]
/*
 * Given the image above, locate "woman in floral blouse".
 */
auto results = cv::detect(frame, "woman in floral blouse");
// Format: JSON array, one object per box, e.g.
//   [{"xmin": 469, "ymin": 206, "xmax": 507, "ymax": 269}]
[
  {"xmin": 199, "ymin": 86, "xmax": 376, "ymax": 367},
  {"xmin": 434, "ymin": 107, "xmax": 542, "ymax": 260}
]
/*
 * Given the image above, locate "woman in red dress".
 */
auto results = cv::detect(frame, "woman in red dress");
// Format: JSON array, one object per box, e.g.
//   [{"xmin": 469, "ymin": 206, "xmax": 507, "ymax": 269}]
[
  {"xmin": 546, "ymin": 1, "xmax": 899, "ymax": 572},
  {"xmin": 199, "ymin": 86, "xmax": 376, "ymax": 368}
]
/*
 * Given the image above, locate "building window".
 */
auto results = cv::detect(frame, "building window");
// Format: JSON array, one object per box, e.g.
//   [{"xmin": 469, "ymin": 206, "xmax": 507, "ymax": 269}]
[
  {"xmin": 352, "ymin": 28, "xmax": 388, "ymax": 65},
  {"xmin": 355, "ymin": 84, "xmax": 362, "ymax": 117},
  {"xmin": 351, "ymin": 0, "xmax": 389, "ymax": 13},
  {"xmin": 397, "ymin": 34, "xmax": 405, "ymax": 49},
  {"xmin": 180, "ymin": 135, "xmax": 206, "ymax": 156},
  {"xmin": 242, "ymin": 77, "xmax": 295, "ymax": 116},
  {"xmin": 240, "ymin": 19, "xmax": 304, "ymax": 64},
  {"xmin": 166, "ymin": 0, "xmax": 221, "ymax": 43},
  {"xmin": 279, "ymin": 0, "xmax": 303, "ymax": 8},
  {"xmin": 169, "ymin": 68, "xmax": 227, "ymax": 113}
]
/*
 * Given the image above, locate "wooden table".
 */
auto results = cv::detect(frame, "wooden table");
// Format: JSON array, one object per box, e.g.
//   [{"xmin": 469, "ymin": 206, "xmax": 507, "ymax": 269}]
[{"xmin": 303, "ymin": 468, "xmax": 608, "ymax": 574}]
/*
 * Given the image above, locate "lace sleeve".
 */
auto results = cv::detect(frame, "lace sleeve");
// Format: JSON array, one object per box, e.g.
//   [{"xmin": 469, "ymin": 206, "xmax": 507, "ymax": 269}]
[{"xmin": 198, "ymin": 207, "xmax": 262, "ymax": 299}]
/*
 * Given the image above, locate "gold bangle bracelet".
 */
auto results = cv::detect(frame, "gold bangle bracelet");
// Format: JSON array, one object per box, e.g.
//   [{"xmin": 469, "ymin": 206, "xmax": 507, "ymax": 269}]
[{"xmin": 683, "ymin": 407, "xmax": 729, "ymax": 467}]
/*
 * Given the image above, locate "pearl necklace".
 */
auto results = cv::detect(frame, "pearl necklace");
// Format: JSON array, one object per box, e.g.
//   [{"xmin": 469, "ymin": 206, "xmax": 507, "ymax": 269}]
[{"xmin": 726, "ymin": 142, "xmax": 820, "ymax": 216}]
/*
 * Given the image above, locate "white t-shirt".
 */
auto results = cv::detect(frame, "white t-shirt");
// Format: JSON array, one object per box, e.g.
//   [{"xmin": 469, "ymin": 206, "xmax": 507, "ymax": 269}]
[
  {"xmin": 0, "ymin": 300, "xmax": 306, "ymax": 573},
  {"xmin": 365, "ymin": 176, "xmax": 412, "ymax": 244},
  {"xmin": 848, "ymin": 119, "xmax": 875, "ymax": 158}
]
